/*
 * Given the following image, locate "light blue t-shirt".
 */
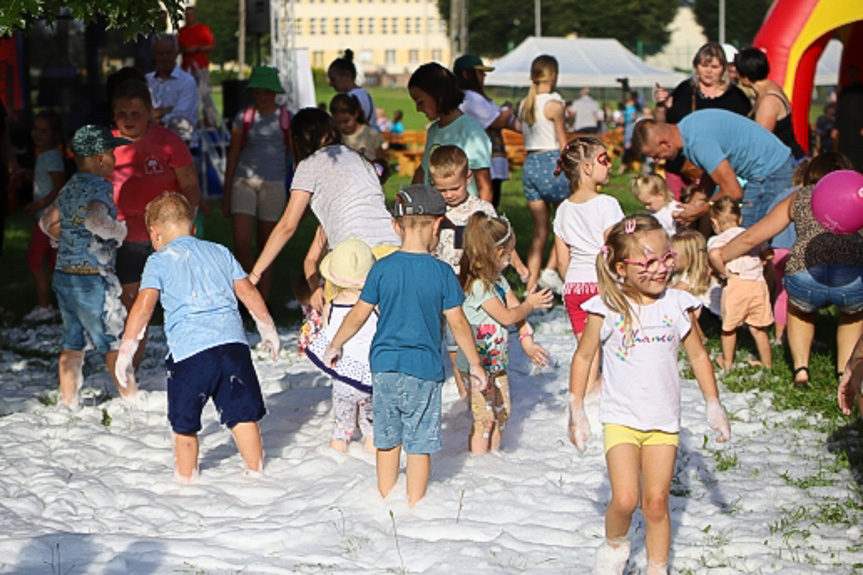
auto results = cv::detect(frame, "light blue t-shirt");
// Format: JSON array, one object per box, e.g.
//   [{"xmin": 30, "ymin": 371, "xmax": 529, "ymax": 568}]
[
  {"xmin": 360, "ymin": 251, "xmax": 464, "ymax": 382},
  {"xmin": 55, "ymin": 172, "xmax": 118, "ymax": 275},
  {"xmin": 34, "ymin": 149, "xmax": 64, "ymax": 217},
  {"xmin": 140, "ymin": 236, "xmax": 249, "ymax": 362},
  {"xmin": 422, "ymin": 114, "xmax": 491, "ymax": 197},
  {"xmin": 679, "ymin": 109, "xmax": 792, "ymax": 180}
]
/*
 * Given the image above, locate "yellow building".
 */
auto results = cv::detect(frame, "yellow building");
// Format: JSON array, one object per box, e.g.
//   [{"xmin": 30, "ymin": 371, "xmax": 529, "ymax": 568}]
[{"xmin": 292, "ymin": 0, "xmax": 451, "ymax": 79}]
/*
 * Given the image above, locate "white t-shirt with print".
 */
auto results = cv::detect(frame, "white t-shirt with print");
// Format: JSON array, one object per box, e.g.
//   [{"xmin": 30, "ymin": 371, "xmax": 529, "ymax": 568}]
[
  {"xmin": 583, "ymin": 288, "xmax": 702, "ymax": 433},
  {"xmin": 435, "ymin": 195, "xmax": 497, "ymax": 274},
  {"xmin": 553, "ymin": 194, "xmax": 625, "ymax": 284}
]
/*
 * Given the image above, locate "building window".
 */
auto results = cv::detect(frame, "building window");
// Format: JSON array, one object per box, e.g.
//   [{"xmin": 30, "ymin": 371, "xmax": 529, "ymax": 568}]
[
  {"xmin": 404, "ymin": 18, "xmax": 410, "ymax": 33},
  {"xmin": 334, "ymin": 17, "xmax": 340, "ymax": 34},
  {"xmin": 392, "ymin": 18, "xmax": 398, "ymax": 33},
  {"xmin": 295, "ymin": 18, "xmax": 302, "ymax": 35},
  {"xmin": 381, "ymin": 17, "xmax": 387, "ymax": 34},
  {"xmin": 320, "ymin": 18, "xmax": 327, "ymax": 34},
  {"xmin": 439, "ymin": 19, "xmax": 446, "ymax": 33},
  {"xmin": 309, "ymin": 18, "xmax": 316, "ymax": 34},
  {"xmin": 415, "ymin": 17, "xmax": 421, "ymax": 33},
  {"xmin": 358, "ymin": 17, "xmax": 364, "ymax": 34},
  {"xmin": 427, "ymin": 18, "xmax": 434, "ymax": 33},
  {"xmin": 432, "ymin": 49, "xmax": 442, "ymax": 61},
  {"xmin": 386, "ymin": 50, "xmax": 396, "ymax": 65},
  {"xmin": 409, "ymin": 49, "xmax": 418, "ymax": 64},
  {"xmin": 345, "ymin": 18, "xmax": 351, "ymax": 34},
  {"xmin": 368, "ymin": 17, "xmax": 375, "ymax": 33}
]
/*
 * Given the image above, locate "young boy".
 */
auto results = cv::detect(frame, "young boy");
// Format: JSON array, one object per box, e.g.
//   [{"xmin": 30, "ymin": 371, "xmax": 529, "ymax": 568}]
[
  {"xmin": 115, "ymin": 192, "xmax": 280, "ymax": 481},
  {"xmin": 39, "ymin": 125, "xmax": 133, "ymax": 409},
  {"xmin": 323, "ymin": 184, "xmax": 487, "ymax": 507},
  {"xmin": 707, "ymin": 197, "xmax": 773, "ymax": 370}
]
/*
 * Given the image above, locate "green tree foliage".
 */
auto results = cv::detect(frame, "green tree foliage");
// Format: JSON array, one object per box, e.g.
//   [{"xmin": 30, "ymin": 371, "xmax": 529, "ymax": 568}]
[
  {"xmin": 195, "ymin": 0, "xmax": 269, "ymax": 66},
  {"xmin": 0, "ymin": 0, "xmax": 184, "ymax": 37},
  {"xmin": 693, "ymin": 0, "xmax": 773, "ymax": 47},
  {"xmin": 439, "ymin": 0, "xmax": 677, "ymax": 58}
]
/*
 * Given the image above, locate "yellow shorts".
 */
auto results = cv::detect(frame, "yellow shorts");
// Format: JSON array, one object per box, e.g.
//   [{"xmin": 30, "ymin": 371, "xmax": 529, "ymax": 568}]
[
  {"xmin": 603, "ymin": 424, "xmax": 679, "ymax": 454},
  {"xmin": 324, "ymin": 243, "xmax": 400, "ymax": 301}
]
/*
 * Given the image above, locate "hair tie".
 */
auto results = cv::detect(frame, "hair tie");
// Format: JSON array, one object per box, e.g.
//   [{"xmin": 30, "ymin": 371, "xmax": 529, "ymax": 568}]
[
  {"xmin": 601, "ymin": 245, "xmax": 609, "ymax": 255},
  {"xmin": 624, "ymin": 219, "xmax": 637, "ymax": 234},
  {"xmin": 554, "ymin": 155, "xmax": 565, "ymax": 177}
]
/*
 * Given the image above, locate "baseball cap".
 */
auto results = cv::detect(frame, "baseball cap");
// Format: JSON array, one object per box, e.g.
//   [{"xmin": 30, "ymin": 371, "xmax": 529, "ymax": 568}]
[
  {"xmin": 392, "ymin": 184, "xmax": 447, "ymax": 217},
  {"xmin": 70, "ymin": 125, "xmax": 132, "ymax": 157},
  {"xmin": 453, "ymin": 54, "xmax": 495, "ymax": 76}
]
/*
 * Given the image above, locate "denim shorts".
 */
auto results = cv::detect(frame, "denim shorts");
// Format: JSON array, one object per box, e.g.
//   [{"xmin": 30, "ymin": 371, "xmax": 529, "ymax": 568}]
[
  {"xmin": 523, "ymin": 150, "xmax": 570, "ymax": 203},
  {"xmin": 784, "ymin": 264, "xmax": 863, "ymax": 314},
  {"xmin": 372, "ymin": 372, "xmax": 443, "ymax": 454},
  {"xmin": 167, "ymin": 342, "xmax": 266, "ymax": 434},
  {"xmin": 741, "ymin": 155, "xmax": 795, "ymax": 228},
  {"xmin": 53, "ymin": 271, "xmax": 119, "ymax": 352}
]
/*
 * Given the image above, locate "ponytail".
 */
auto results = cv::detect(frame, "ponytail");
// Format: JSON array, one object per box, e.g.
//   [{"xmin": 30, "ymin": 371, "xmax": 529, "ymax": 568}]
[{"xmin": 520, "ymin": 55, "xmax": 558, "ymax": 126}]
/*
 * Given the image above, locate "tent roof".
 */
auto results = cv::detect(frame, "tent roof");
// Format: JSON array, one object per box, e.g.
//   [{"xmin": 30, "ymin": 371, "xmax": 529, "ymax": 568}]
[{"xmin": 484, "ymin": 36, "xmax": 687, "ymax": 89}]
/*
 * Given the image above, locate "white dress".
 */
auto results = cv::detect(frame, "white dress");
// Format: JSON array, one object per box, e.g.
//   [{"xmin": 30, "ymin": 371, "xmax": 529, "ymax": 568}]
[{"xmin": 306, "ymin": 303, "xmax": 378, "ymax": 393}]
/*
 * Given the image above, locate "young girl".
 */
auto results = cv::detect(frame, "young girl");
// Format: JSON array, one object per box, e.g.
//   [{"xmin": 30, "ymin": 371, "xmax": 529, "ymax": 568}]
[
  {"xmin": 306, "ymin": 237, "xmax": 378, "ymax": 453},
  {"xmin": 670, "ymin": 230, "xmax": 716, "ymax": 341},
  {"xmin": 457, "ymin": 213, "xmax": 552, "ymax": 454},
  {"xmin": 517, "ymin": 55, "xmax": 569, "ymax": 292},
  {"xmin": 329, "ymin": 93, "xmax": 388, "ymax": 182},
  {"xmin": 631, "ymin": 174, "xmax": 681, "ymax": 237},
  {"xmin": 20, "ymin": 111, "xmax": 66, "ymax": 322},
  {"xmin": 408, "ymin": 62, "xmax": 493, "ymax": 203},
  {"xmin": 553, "ymin": 137, "xmax": 625, "ymax": 395},
  {"xmin": 568, "ymin": 215, "xmax": 731, "ymax": 575},
  {"xmin": 327, "ymin": 50, "xmax": 377, "ymax": 127}
]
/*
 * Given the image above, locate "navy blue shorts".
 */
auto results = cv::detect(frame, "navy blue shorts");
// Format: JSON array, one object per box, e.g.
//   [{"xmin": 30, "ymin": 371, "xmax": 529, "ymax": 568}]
[{"xmin": 166, "ymin": 342, "xmax": 266, "ymax": 434}]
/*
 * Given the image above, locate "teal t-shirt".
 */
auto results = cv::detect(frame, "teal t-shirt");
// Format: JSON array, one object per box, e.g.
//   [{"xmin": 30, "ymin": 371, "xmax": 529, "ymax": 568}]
[
  {"xmin": 422, "ymin": 114, "xmax": 491, "ymax": 197},
  {"xmin": 360, "ymin": 251, "xmax": 464, "ymax": 382},
  {"xmin": 678, "ymin": 109, "xmax": 792, "ymax": 180},
  {"xmin": 456, "ymin": 276, "xmax": 511, "ymax": 374}
]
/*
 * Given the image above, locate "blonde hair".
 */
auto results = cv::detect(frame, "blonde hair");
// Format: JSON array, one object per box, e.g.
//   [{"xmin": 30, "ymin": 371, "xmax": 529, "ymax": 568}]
[
  {"xmin": 428, "ymin": 145, "xmax": 469, "ymax": 180},
  {"xmin": 596, "ymin": 214, "xmax": 667, "ymax": 340},
  {"xmin": 670, "ymin": 230, "xmax": 710, "ymax": 296},
  {"xmin": 555, "ymin": 137, "xmax": 606, "ymax": 193},
  {"xmin": 691, "ymin": 42, "xmax": 730, "ymax": 90},
  {"xmin": 459, "ymin": 212, "xmax": 515, "ymax": 293},
  {"xmin": 520, "ymin": 55, "xmax": 558, "ymax": 126},
  {"xmin": 709, "ymin": 196, "xmax": 741, "ymax": 224},
  {"xmin": 144, "ymin": 192, "xmax": 193, "ymax": 230},
  {"xmin": 631, "ymin": 174, "xmax": 672, "ymax": 203}
]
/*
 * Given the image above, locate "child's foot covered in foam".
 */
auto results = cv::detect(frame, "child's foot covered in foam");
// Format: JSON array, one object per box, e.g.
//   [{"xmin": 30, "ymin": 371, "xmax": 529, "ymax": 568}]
[
  {"xmin": 329, "ymin": 439, "xmax": 348, "ymax": 452},
  {"xmin": 592, "ymin": 538, "xmax": 630, "ymax": 575}
]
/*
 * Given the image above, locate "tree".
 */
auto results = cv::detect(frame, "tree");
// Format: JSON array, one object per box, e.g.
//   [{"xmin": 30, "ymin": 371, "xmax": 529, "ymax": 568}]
[
  {"xmin": 438, "ymin": 0, "xmax": 677, "ymax": 58},
  {"xmin": 693, "ymin": 0, "xmax": 773, "ymax": 47},
  {"xmin": 195, "ymin": 0, "xmax": 269, "ymax": 66},
  {"xmin": 0, "ymin": 0, "xmax": 184, "ymax": 37}
]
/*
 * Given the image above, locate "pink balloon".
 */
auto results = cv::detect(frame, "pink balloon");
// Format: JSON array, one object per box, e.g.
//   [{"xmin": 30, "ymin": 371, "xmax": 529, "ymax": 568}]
[{"xmin": 811, "ymin": 170, "xmax": 863, "ymax": 234}]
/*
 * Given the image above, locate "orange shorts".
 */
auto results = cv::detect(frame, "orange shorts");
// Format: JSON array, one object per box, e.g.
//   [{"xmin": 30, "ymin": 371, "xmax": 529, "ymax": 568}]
[{"xmin": 721, "ymin": 276, "xmax": 773, "ymax": 331}]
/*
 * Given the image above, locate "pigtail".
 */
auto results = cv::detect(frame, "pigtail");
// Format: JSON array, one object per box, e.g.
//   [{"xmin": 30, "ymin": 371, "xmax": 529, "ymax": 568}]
[{"xmin": 556, "ymin": 137, "xmax": 605, "ymax": 193}]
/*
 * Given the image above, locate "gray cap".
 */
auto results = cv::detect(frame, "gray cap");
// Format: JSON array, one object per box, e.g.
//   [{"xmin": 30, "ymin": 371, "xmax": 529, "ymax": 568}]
[
  {"xmin": 70, "ymin": 125, "xmax": 132, "ymax": 157},
  {"xmin": 392, "ymin": 184, "xmax": 447, "ymax": 217}
]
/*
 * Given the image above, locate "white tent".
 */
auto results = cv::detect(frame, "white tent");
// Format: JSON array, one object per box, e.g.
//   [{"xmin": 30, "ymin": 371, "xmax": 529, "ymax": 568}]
[
  {"xmin": 815, "ymin": 38, "xmax": 842, "ymax": 86},
  {"xmin": 484, "ymin": 36, "xmax": 688, "ymax": 89}
]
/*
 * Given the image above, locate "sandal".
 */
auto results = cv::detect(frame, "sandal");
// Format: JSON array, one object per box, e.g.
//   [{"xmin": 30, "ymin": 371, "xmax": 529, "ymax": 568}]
[{"xmin": 792, "ymin": 366, "xmax": 810, "ymax": 387}]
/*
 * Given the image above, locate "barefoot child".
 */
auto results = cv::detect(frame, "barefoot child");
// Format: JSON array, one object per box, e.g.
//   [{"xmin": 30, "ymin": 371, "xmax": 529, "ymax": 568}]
[
  {"xmin": 323, "ymin": 184, "xmax": 487, "ymax": 506},
  {"xmin": 306, "ymin": 237, "xmax": 378, "ymax": 453},
  {"xmin": 116, "ymin": 192, "xmax": 280, "ymax": 481},
  {"xmin": 707, "ymin": 197, "xmax": 773, "ymax": 369},
  {"xmin": 568, "ymin": 215, "xmax": 731, "ymax": 575},
  {"xmin": 39, "ymin": 125, "xmax": 133, "ymax": 409},
  {"xmin": 631, "ymin": 174, "xmax": 681, "ymax": 237},
  {"xmin": 457, "ymin": 213, "xmax": 552, "ymax": 454}
]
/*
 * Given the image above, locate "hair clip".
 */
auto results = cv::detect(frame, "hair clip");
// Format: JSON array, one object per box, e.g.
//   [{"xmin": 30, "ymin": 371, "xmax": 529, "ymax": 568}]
[
  {"xmin": 495, "ymin": 215, "xmax": 513, "ymax": 246},
  {"xmin": 601, "ymin": 245, "xmax": 609, "ymax": 255},
  {"xmin": 624, "ymin": 219, "xmax": 637, "ymax": 234}
]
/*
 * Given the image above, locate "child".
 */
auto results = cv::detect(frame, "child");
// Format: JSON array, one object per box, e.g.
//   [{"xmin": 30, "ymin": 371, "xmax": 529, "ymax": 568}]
[
  {"xmin": 38, "ymin": 125, "xmax": 133, "ymax": 409},
  {"xmin": 329, "ymin": 93, "xmax": 389, "ymax": 182},
  {"xmin": 115, "ymin": 192, "xmax": 280, "ymax": 482},
  {"xmin": 20, "ymin": 111, "xmax": 67, "ymax": 322},
  {"xmin": 322, "ymin": 184, "xmax": 487, "ymax": 507},
  {"xmin": 457, "ymin": 213, "xmax": 552, "ymax": 454},
  {"xmin": 670, "ymin": 230, "xmax": 716, "ymax": 341},
  {"xmin": 327, "ymin": 50, "xmax": 377, "ymax": 127},
  {"xmin": 306, "ymin": 237, "xmax": 378, "ymax": 453},
  {"xmin": 553, "ymin": 137, "xmax": 625, "ymax": 395},
  {"xmin": 293, "ymin": 273, "xmax": 322, "ymax": 355},
  {"xmin": 568, "ymin": 214, "xmax": 731, "ymax": 575},
  {"xmin": 631, "ymin": 174, "xmax": 681, "ymax": 237},
  {"xmin": 707, "ymin": 197, "xmax": 773, "ymax": 369},
  {"xmin": 389, "ymin": 110, "xmax": 406, "ymax": 151},
  {"xmin": 679, "ymin": 184, "xmax": 712, "ymax": 238}
]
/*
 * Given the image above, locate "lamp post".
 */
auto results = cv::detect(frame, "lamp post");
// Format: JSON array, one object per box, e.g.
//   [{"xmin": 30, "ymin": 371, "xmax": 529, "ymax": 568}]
[
  {"xmin": 535, "ymin": 0, "xmax": 541, "ymax": 37},
  {"xmin": 719, "ymin": 0, "xmax": 726, "ymax": 44}
]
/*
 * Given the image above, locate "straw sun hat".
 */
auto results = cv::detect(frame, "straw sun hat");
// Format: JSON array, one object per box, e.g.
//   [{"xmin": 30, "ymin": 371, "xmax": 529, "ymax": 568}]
[{"xmin": 319, "ymin": 237, "xmax": 375, "ymax": 289}]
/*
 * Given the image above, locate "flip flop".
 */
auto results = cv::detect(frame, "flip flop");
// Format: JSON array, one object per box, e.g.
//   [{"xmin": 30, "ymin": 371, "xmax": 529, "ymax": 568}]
[{"xmin": 792, "ymin": 366, "xmax": 810, "ymax": 388}]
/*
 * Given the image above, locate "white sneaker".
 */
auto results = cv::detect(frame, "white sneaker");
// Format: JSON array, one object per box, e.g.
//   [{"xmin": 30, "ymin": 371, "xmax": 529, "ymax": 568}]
[
  {"xmin": 537, "ymin": 269, "xmax": 564, "ymax": 295},
  {"xmin": 24, "ymin": 306, "xmax": 59, "ymax": 322},
  {"xmin": 592, "ymin": 539, "xmax": 631, "ymax": 575}
]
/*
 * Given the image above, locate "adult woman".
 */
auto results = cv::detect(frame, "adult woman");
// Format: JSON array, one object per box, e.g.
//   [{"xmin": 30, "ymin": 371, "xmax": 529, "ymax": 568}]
[
  {"xmin": 111, "ymin": 79, "xmax": 200, "ymax": 367},
  {"xmin": 716, "ymin": 153, "xmax": 861, "ymax": 386},
  {"xmin": 516, "ymin": 55, "xmax": 569, "ymax": 292},
  {"xmin": 734, "ymin": 48, "xmax": 805, "ymax": 160},
  {"xmin": 655, "ymin": 43, "xmax": 751, "ymax": 192},
  {"xmin": 454, "ymin": 54, "xmax": 513, "ymax": 208}
]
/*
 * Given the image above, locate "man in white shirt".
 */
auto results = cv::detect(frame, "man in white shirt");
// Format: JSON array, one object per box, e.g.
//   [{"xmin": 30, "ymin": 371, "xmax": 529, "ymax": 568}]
[
  {"xmin": 146, "ymin": 35, "xmax": 199, "ymax": 146},
  {"xmin": 570, "ymin": 87, "xmax": 600, "ymax": 134}
]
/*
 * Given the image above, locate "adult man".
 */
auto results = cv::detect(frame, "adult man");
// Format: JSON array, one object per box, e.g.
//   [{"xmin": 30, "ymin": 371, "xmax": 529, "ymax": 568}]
[
  {"xmin": 569, "ymin": 87, "xmax": 600, "ymax": 133},
  {"xmin": 177, "ymin": 7, "xmax": 214, "ymax": 82},
  {"xmin": 145, "ymin": 35, "xmax": 199, "ymax": 146},
  {"xmin": 634, "ymin": 109, "xmax": 795, "ymax": 227}
]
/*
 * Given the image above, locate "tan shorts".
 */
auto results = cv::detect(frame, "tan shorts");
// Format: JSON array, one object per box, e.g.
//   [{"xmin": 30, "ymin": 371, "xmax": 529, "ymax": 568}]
[
  {"xmin": 721, "ymin": 276, "xmax": 773, "ymax": 331},
  {"xmin": 230, "ymin": 177, "xmax": 287, "ymax": 222},
  {"xmin": 462, "ymin": 372, "xmax": 511, "ymax": 438}
]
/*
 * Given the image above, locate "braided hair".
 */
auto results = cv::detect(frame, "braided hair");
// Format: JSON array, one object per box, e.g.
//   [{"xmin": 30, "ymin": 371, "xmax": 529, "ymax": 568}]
[{"xmin": 554, "ymin": 136, "xmax": 606, "ymax": 193}]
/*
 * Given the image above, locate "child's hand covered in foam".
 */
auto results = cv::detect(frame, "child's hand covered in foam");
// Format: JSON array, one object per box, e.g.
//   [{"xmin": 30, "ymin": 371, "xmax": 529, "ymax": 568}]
[{"xmin": 706, "ymin": 398, "xmax": 731, "ymax": 442}]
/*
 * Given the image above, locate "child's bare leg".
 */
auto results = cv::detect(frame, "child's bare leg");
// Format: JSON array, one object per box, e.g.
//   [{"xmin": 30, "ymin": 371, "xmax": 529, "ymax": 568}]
[
  {"xmin": 174, "ymin": 432, "xmax": 199, "ymax": 480},
  {"xmin": 837, "ymin": 311, "xmax": 863, "ymax": 374},
  {"xmin": 489, "ymin": 425, "xmax": 502, "ymax": 452},
  {"xmin": 450, "ymin": 351, "xmax": 467, "ymax": 398},
  {"xmin": 605, "ymin": 443, "xmax": 640, "ymax": 541},
  {"xmin": 58, "ymin": 349, "xmax": 85, "ymax": 408},
  {"xmin": 33, "ymin": 266, "xmax": 52, "ymax": 308},
  {"xmin": 405, "ymin": 453, "xmax": 430, "ymax": 507},
  {"xmin": 749, "ymin": 326, "xmax": 772, "ymax": 368},
  {"xmin": 377, "ymin": 446, "xmax": 401, "ymax": 500},
  {"xmin": 105, "ymin": 350, "xmax": 137, "ymax": 398},
  {"xmin": 469, "ymin": 431, "xmax": 490, "ymax": 455},
  {"xmin": 231, "ymin": 421, "xmax": 264, "ymax": 472},
  {"xmin": 719, "ymin": 330, "xmax": 736, "ymax": 370},
  {"xmin": 640, "ymin": 444, "xmax": 677, "ymax": 567}
]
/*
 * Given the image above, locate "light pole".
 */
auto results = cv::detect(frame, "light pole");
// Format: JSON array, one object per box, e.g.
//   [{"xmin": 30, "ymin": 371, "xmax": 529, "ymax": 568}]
[
  {"xmin": 718, "ymin": 0, "xmax": 726, "ymax": 44},
  {"xmin": 535, "ymin": 0, "xmax": 541, "ymax": 37}
]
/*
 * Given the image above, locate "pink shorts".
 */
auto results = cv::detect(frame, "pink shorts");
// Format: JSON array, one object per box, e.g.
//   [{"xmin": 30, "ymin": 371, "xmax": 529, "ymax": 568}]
[
  {"xmin": 563, "ymin": 282, "xmax": 599, "ymax": 334},
  {"xmin": 27, "ymin": 225, "xmax": 57, "ymax": 272}
]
